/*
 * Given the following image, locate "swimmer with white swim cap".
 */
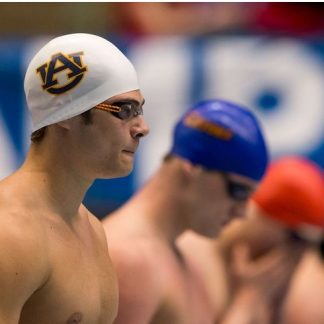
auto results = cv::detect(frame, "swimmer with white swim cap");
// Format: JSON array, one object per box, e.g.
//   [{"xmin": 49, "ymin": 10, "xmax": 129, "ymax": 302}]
[{"xmin": 0, "ymin": 33, "xmax": 148, "ymax": 324}]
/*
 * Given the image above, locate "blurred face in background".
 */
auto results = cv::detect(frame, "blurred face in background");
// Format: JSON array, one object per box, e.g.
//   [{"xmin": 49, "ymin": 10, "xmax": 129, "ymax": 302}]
[{"xmin": 188, "ymin": 167, "xmax": 257, "ymax": 238}]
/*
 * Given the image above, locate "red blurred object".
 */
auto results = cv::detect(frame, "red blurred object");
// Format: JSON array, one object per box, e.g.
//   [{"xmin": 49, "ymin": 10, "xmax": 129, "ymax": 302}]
[
  {"xmin": 252, "ymin": 157, "xmax": 324, "ymax": 228},
  {"xmin": 253, "ymin": 3, "xmax": 324, "ymax": 36}
]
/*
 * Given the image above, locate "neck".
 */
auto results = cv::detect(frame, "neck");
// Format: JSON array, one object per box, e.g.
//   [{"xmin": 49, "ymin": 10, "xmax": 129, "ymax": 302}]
[
  {"xmin": 18, "ymin": 142, "xmax": 93, "ymax": 218},
  {"xmin": 116, "ymin": 161, "xmax": 192, "ymax": 243}
]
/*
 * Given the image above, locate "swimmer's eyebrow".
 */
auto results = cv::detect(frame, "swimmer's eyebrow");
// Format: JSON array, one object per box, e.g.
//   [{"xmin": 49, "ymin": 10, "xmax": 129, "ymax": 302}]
[{"xmin": 108, "ymin": 98, "xmax": 145, "ymax": 107}]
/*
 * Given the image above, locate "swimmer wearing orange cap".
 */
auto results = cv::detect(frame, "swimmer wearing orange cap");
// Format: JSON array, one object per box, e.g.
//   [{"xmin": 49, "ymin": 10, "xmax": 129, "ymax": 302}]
[
  {"xmin": 249, "ymin": 157, "xmax": 324, "ymax": 324},
  {"xmin": 182, "ymin": 156, "xmax": 324, "ymax": 323}
]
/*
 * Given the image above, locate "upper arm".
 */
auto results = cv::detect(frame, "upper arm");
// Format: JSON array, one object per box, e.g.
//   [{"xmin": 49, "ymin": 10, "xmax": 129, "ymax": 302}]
[
  {"xmin": 109, "ymin": 243, "xmax": 163, "ymax": 324},
  {"xmin": 0, "ymin": 216, "xmax": 48, "ymax": 323}
]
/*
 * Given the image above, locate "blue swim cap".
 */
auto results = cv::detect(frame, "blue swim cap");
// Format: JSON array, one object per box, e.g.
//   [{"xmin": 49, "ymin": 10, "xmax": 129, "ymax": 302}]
[{"xmin": 170, "ymin": 99, "xmax": 268, "ymax": 181}]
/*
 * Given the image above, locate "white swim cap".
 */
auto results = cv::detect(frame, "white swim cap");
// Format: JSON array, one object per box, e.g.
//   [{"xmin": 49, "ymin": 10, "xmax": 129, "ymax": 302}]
[{"xmin": 24, "ymin": 33, "xmax": 139, "ymax": 131}]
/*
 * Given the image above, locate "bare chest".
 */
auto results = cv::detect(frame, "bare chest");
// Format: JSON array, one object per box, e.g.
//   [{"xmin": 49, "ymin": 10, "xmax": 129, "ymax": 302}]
[
  {"xmin": 19, "ymin": 225, "xmax": 118, "ymax": 324},
  {"xmin": 152, "ymin": 259, "xmax": 214, "ymax": 324}
]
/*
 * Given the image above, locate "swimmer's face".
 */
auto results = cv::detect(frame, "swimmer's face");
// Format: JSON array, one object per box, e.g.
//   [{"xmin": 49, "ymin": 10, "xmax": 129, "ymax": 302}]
[
  {"xmin": 188, "ymin": 169, "xmax": 257, "ymax": 238},
  {"xmin": 220, "ymin": 173, "xmax": 256, "ymax": 202},
  {"xmin": 223, "ymin": 173, "xmax": 258, "ymax": 225},
  {"xmin": 72, "ymin": 89, "xmax": 149, "ymax": 179}
]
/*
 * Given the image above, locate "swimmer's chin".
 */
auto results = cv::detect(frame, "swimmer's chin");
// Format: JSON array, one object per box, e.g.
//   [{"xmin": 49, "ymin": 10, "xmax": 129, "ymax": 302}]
[{"xmin": 102, "ymin": 166, "xmax": 134, "ymax": 179}]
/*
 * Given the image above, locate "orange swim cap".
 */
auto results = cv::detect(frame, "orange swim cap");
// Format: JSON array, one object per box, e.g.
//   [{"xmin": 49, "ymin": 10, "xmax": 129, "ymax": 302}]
[{"xmin": 252, "ymin": 156, "xmax": 324, "ymax": 228}]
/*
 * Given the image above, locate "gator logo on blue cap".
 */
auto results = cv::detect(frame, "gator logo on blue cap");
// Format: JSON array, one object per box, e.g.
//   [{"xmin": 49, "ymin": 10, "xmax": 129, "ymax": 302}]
[
  {"xmin": 184, "ymin": 111, "xmax": 233, "ymax": 141},
  {"xmin": 36, "ymin": 51, "xmax": 87, "ymax": 95}
]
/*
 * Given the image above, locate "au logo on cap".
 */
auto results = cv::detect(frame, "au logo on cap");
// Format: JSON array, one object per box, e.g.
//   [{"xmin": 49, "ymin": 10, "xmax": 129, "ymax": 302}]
[{"xmin": 36, "ymin": 51, "xmax": 87, "ymax": 95}]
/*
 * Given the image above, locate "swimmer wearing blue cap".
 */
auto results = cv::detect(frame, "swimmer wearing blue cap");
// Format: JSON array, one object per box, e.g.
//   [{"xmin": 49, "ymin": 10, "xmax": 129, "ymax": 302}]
[{"xmin": 103, "ymin": 99, "xmax": 268, "ymax": 324}]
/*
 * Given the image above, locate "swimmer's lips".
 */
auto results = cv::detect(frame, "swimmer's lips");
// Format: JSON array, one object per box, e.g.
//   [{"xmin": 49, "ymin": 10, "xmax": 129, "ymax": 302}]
[
  {"xmin": 122, "ymin": 148, "xmax": 137, "ymax": 155},
  {"xmin": 123, "ymin": 143, "xmax": 139, "ymax": 155}
]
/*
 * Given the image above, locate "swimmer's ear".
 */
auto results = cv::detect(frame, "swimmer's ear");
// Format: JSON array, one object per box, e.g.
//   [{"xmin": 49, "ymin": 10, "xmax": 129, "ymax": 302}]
[{"xmin": 181, "ymin": 159, "xmax": 204, "ymax": 177}]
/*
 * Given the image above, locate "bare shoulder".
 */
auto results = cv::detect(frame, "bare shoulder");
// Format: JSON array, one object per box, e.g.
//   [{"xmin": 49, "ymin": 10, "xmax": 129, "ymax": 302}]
[
  {"xmin": 0, "ymin": 205, "xmax": 49, "ymax": 266},
  {"xmin": 0, "ymin": 207, "xmax": 49, "ymax": 321}
]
